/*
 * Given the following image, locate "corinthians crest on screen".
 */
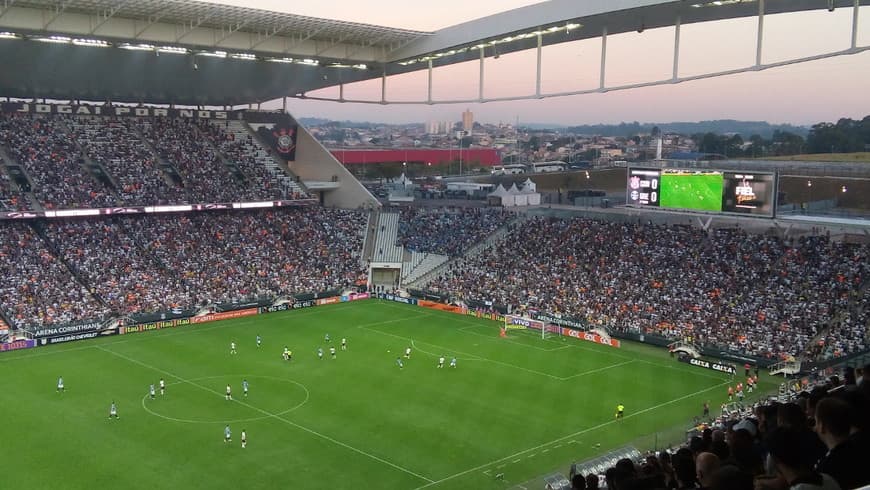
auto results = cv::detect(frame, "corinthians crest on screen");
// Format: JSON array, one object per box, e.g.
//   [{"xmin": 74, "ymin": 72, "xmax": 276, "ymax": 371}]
[{"xmin": 258, "ymin": 119, "xmax": 298, "ymax": 161}]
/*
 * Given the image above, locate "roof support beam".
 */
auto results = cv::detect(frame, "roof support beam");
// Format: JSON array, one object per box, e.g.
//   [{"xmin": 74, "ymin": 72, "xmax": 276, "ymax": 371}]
[
  {"xmin": 176, "ymin": 8, "xmax": 221, "ymax": 43},
  {"xmin": 213, "ymin": 20, "xmax": 248, "ymax": 47},
  {"xmin": 0, "ymin": 0, "xmax": 18, "ymax": 21},
  {"xmin": 315, "ymin": 33, "xmax": 355, "ymax": 56},
  {"xmin": 43, "ymin": 0, "xmax": 74, "ymax": 30},
  {"xmin": 134, "ymin": 10, "xmax": 167, "ymax": 40},
  {"xmin": 89, "ymin": 0, "xmax": 132, "ymax": 35},
  {"xmin": 283, "ymin": 27, "xmax": 328, "ymax": 54}
]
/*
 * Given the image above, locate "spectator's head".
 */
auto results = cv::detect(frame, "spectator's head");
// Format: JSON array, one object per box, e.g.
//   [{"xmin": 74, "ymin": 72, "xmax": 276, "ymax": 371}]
[
  {"xmin": 766, "ymin": 426, "xmax": 818, "ymax": 483},
  {"xmin": 672, "ymin": 450, "xmax": 697, "ymax": 488},
  {"xmin": 708, "ymin": 465, "xmax": 753, "ymax": 490},
  {"xmin": 777, "ymin": 403, "xmax": 808, "ymax": 429},
  {"xmin": 814, "ymin": 396, "xmax": 852, "ymax": 449},
  {"xmin": 571, "ymin": 473, "xmax": 586, "ymax": 489},
  {"xmin": 695, "ymin": 452, "xmax": 720, "ymax": 488},
  {"xmin": 585, "ymin": 473, "xmax": 599, "ymax": 489}
]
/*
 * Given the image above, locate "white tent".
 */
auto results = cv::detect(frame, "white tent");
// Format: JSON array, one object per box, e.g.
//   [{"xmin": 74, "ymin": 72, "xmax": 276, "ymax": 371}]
[
  {"xmin": 487, "ymin": 184, "xmax": 514, "ymax": 207},
  {"xmin": 520, "ymin": 182, "xmax": 541, "ymax": 206},
  {"xmin": 522, "ymin": 178, "xmax": 537, "ymax": 192},
  {"xmin": 396, "ymin": 173, "xmax": 413, "ymax": 188},
  {"xmin": 507, "ymin": 183, "xmax": 528, "ymax": 206}
]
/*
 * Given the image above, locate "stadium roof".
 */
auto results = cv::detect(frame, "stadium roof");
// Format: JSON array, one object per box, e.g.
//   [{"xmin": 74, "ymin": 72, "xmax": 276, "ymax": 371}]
[{"xmin": 0, "ymin": 0, "xmax": 866, "ymax": 105}]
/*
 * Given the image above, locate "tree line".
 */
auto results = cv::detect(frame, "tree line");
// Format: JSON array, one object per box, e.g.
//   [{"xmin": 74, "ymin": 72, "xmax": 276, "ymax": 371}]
[{"xmin": 690, "ymin": 116, "xmax": 870, "ymax": 158}]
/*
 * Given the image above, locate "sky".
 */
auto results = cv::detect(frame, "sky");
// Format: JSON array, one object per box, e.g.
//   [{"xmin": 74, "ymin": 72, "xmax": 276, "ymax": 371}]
[{"xmin": 204, "ymin": 0, "xmax": 870, "ymax": 126}]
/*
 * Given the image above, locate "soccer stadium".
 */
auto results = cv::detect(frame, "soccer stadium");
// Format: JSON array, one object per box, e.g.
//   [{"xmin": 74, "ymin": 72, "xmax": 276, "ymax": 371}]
[{"xmin": 1, "ymin": 1, "xmax": 869, "ymax": 489}]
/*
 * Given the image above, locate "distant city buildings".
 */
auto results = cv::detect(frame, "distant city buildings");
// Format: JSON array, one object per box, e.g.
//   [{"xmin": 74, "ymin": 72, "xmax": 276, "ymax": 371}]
[
  {"xmin": 426, "ymin": 120, "xmax": 453, "ymax": 134},
  {"xmin": 462, "ymin": 109, "xmax": 474, "ymax": 132}
]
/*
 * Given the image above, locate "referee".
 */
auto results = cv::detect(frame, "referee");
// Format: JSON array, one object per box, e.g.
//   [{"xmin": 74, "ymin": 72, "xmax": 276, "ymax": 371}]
[{"xmin": 615, "ymin": 403, "xmax": 625, "ymax": 420}]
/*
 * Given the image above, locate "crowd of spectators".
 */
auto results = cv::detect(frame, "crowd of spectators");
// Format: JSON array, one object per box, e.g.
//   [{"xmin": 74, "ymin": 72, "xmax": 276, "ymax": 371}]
[
  {"xmin": 395, "ymin": 206, "xmax": 512, "ymax": 256},
  {"xmin": 0, "ymin": 207, "xmax": 365, "ymax": 329},
  {"xmin": 68, "ymin": 117, "xmax": 183, "ymax": 206},
  {"xmin": 0, "ymin": 222, "xmax": 110, "ymax": 327},
  {"xmin": 135, "ymin": 117, "xmax": 276, "ymax": 204},
  {"xmin": 0, "ymin": 168, "xmax": 28, "ymax": 211},
  {"xmin": 198, "ymin": 120, "xmax": 309, "ymax": 200},
  {"xmin": 427, "ymin": 217, "xmax": 869, "ymax": 360},
  {"xmin": 570, "ymin": 369, "xmax": 870, "ymax": 490},
  {"xmin": 0, "ymin": 113, "xmax": 114, "ymax": 209}
]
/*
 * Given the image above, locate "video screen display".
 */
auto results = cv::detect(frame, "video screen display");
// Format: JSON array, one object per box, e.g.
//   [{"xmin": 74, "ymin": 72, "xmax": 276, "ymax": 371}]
[
  {"xmin": 660, "ymin": 169, "xmax": 724, "ymax": 212},
  {"xmin": 626, "ymin": 168, "xmax": 775, "ymax": 217},
  {"xmin": 721, "ymin": 172, "xmax": 775, "ymax": 215},
  {"xmin": 626, "ymin": 168, "xmax": 660, "ymax": 207}
]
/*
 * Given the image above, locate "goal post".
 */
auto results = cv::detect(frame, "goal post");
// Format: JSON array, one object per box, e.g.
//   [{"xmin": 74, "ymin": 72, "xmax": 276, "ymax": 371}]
[{"xmin": 504, "ymin": 314, "xmax": 554, "ymax": 340}]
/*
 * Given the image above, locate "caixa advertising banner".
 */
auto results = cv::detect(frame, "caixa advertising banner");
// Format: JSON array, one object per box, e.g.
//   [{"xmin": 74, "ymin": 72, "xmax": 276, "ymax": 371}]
[{"xmin": 679, "ymin": 356, "xmax": 737, "ymax": 375}]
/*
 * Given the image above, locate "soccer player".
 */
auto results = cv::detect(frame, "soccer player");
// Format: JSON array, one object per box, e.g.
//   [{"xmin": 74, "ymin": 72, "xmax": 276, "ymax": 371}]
[
  {"xmin": 282, "ymin": 346, "xmax": 290, "ymax": 361},
  {"xmin": 242, "ymin": 379, "xmax": 249, "ymax": 397},
  {"xmin": 109, "ymin": 401, "xmax": 119, "ymax": 419},
  {"xmin": 438, "ymin": 356, "xmax": 445, "ymax": 368},
  {"xmin": 396, "ymin": 357, "xmax": 404, "ymax": 369},
  {"xmin": 341, "ymin": 338, "xmax": 347, "ymax": 351},
  {"xmin": 230, "ymin": 341, "xmax": 237, "ymax": 355},
  {"xmin": 703, "ymin": 401, "xmax": 710, "ymax": 417},
  {"xmin": 224, "ymin": 425, "xmax": 232, "ymax": 443},
  {"xmin": 616, "ymin": 403, "xmax": 625, "ymax": 420},
  {"xmin": 159, "ymin": 378, "xmax": 165, "ymax": 396},
  {"xmin": 404, "ymin": 346, "xmax": 411, "ymax": 359},
  {"xmin": 256, "ymin": 335, "xmax": 262, "ymax": 349},
  {"xmin": 57, "ymin": 376, "xmax": 64, "ymax": 393},
  {"xmin": 727, "ymin": 385, "xmax": 734, "ymax": 401},
  {"xmin": 330, "ymin": 346, "xmax": 336, "ymax": 359},
  {"xmin": 149, "ymin": 383, "xmax": 156, "ymax": 400},
  {"xmin": 317, "ymin": 348, "xmax": 324, "ymax": 360},
  {"xmin": 324, "ymin": 333, "xmax": 330, "ymax": 343},
  {"xmin": 225, "ymin": 384, "xmax": 232, "ymax": 401},
  {"xmin": 241, "ymin": 429, "xmax": 247, "ymax": 449},
  {"xmin": 450, "ymin": 357, "xmax": 457, "ymax": 368}
]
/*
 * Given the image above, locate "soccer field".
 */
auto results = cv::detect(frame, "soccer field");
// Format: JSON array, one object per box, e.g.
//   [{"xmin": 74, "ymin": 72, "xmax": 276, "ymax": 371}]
[
  {"xmin": 0, "ymin": 300, "xmax": 770, "ymax": 489},
  {"xmin": 660, "ymin": 173, "xmax": 724, "ymax": 212}
]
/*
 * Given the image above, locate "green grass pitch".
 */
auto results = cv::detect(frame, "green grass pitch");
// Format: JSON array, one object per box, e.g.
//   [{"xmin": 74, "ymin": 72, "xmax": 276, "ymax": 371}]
[
  {"xmin": 0, "ymin": 300, "xmax": 775, "ymax": 489},
  {"xmin": 660, "ymin": 172, "xmax": 724, "ymax": 212}
]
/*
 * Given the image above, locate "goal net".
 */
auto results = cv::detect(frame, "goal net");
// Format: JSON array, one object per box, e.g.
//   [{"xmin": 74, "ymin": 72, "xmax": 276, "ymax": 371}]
[{"xmin": 504, "ymin": 315, "xmax": 558, "ymax": 340}]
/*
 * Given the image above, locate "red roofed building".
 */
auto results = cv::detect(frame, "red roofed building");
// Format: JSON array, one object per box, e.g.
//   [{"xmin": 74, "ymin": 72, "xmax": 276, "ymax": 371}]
[{"xmin": 330, "ymin": 148, "xmax": 501, "ymax": 166}]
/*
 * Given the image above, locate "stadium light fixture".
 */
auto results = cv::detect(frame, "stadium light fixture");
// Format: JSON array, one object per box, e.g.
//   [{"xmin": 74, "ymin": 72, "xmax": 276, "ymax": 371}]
[
  {"xmin": 298, "ymin": 58, "xmax": 319, "ymax": 65},
  {"xmin": 36, "ymin": 35, "xmax": 71, "ymax": 44},
  {"xmin": 72, "ymin": 38, "xmax": 109, "ymax": 47},
  {"xmin": 0, "ymin": 32, "xmax": 20, "ymax": 39},
  {"xmin": 119, "ymin": 43, "xmax": 155, "ymax": 51},
  {"xmin": 268, "ymin": 57, "xmax": 295, "ymax": 63},
  {"xmin": 157, "ymin": 46, "xmax": 188, "ymax": 55},
  {"xmin": 199, "ymin": 50, "xmax": 227, "ymax": 58},
  {"xmin": 230, "ymin": 53, "xmax": 257, "ymax": 61}
]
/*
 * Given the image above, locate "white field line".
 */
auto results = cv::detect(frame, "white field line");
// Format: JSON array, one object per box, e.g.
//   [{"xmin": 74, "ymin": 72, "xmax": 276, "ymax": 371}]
[
  {"xmin": 411, "ymin": 379, "xmax": 731, "ymax": 490},
  {"xmin": 96, "ymin": 340, "xmax": 435, "ymax": 484},
  {"xmin": 372, "ymin": 301, "xmax": 728, "ymax": 382}
]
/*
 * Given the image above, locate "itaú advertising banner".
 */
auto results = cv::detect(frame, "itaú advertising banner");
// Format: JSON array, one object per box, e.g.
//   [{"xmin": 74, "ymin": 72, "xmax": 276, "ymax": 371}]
[{"xmin": 560, "ymin": 328, "xmax": 621, "ymax": 348}]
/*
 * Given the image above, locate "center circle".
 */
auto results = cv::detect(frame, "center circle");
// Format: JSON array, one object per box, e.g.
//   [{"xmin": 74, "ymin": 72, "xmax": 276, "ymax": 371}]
[{"xmin": 142, "ymin": 374, "xmax": 310, "ymax": 424}]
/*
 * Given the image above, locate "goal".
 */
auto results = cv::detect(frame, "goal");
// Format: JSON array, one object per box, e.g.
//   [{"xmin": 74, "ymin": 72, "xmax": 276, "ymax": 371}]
[{"xmin": 504, "ymin": 314, "xmax": 557, "ymax": 340}]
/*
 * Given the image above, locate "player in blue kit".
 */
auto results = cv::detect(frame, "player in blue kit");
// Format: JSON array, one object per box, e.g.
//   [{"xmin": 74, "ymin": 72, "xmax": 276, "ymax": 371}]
[
  {"xmin": 450, "ymin": 357, "xmax": 457, "ymax": 368},
  {"xmin": 242, "ymin": 379, "xmax": 249, "ymax": 397},
  {"xmin": 317, "ymin": 348, "xmax": 324, "ymax": 360},
  {"xmin": 57, "ymin": 376, "xmax": 64, "ymax": 393},
  {"xmin": 396, "ymin": 357, "xmax": 404, "ymax": 369},
  {"xmin": 224, "ymin": 425, "xmax": 232, "ymax": 443},
  {"xmin": 256, "ymin": 335, "xmax": 261, "ymax": 349}
]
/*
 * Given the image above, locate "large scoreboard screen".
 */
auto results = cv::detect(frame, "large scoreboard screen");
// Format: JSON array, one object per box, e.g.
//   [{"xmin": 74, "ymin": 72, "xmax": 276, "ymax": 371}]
[{"xmin": 626, "ymin": 168, "xmax": 775, "ymax": 217}]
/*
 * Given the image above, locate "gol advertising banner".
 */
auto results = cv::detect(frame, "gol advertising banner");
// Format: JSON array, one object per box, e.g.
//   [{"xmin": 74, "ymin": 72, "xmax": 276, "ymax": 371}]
[{"xmin": 191, "ymin": 308, "xmax": 258, "ymax": 324}]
